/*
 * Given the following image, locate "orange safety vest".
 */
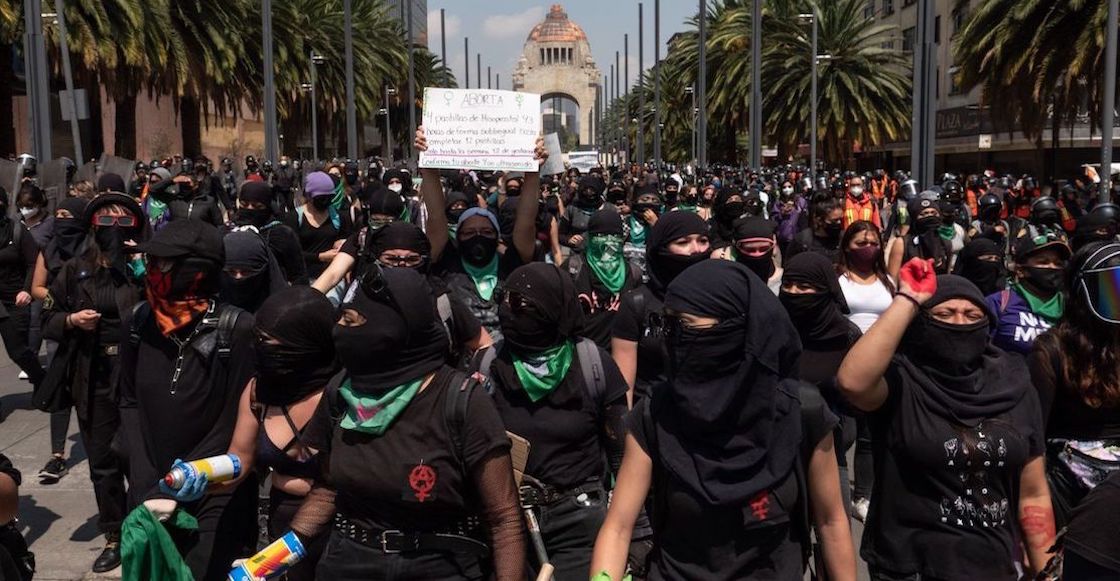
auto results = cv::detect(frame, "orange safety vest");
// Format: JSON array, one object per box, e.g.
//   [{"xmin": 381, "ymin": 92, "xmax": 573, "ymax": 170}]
[{"xmin": 843, "ymin": 195, "xmax": 881, "ymax": 229}]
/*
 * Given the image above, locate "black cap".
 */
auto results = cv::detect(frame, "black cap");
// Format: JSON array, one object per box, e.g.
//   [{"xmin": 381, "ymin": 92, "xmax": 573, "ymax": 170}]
[
  {"xmin": 1012, "ymin": 225, "xmax": 1071, "ymax": 260},
  {"xmin": 97, "ymin": 173, "xmax": 126, "ymax": 194},
  {"xmin": 135, "ymin": 219, "xmax": 223, "ymax": 263}
]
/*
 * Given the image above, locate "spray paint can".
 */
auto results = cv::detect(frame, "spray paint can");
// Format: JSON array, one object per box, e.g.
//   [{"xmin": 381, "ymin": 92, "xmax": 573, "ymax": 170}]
[
  {"xmin": 163, "ymin": 453, "xmax": 242, "ymax": 490},
  {"xmin": 227, "ymin": 531, "xmax": 306, "ymax": 581}
]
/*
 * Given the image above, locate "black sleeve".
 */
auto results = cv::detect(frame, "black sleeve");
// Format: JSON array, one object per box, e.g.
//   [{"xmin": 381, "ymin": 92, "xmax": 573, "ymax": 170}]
[
  {"xmin": 118, "ymin": 308, "xmax": 166, "ymax": 501},
  {"xmin": 272, "ymin": 226, "xmax": 309, "ymax": 286},
  {"xmin": 798, "ymin": 383, "xmax": 840, "ymax": 460},
  {"xmin": 339, "ymin": 231, "xmax": 362, "ymax": 258},
  {"xmin": 447, "ymin": 291, "xmax": 483, "ymax": 348},
  {"xmin": 625, "ymin": 399, "xmax": 654, "ymax": 456},
  {"xmin": 18, "ymin": 224, "xmax": 36, "ymax": 293},
  {"xmin": 41, "ymin": 260, "xmax": 75, "ymax": 342},
  {"xmin": 462, "ymin": 384, "xmax": 513, "ymax": 470},
  {"xmin": 611, "ymin": 289, "xmax": 644, "ymax": 342},
  {"xmin": 208, "ymin": 197, "xmax": 224, "ymax": 227},
  {"xmin": 1027, "ymin": 341, "xmax": 1058, "ymax": 431}
]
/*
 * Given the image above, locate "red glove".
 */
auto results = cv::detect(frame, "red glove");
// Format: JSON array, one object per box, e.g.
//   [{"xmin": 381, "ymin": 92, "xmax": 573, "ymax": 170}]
[{"xmin": 899, "ymin": 258, "xmax": 937, "ymax": 304}]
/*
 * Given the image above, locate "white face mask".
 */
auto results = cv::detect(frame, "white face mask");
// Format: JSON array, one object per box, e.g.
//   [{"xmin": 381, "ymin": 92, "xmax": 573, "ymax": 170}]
[
  {"xmin": 850, "ymin": 186, "xmax": 865, "ymax": 196},
  {"xmin": 19, "ymin": 207, "xmax": 36, "ymax": 219},
  {"xmin": 388, "ymin": 183, "xmax": 403, "ymax": 193},
  {"xmin": 782, "ymin": 187, "xmax": 794, "ymax": 196}
]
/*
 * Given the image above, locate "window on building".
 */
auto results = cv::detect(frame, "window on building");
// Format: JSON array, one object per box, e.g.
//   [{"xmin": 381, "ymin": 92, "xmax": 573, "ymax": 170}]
[
  {"xmin": 936, "ymin": 66, "xmax": 940, "ymax": 98},
  {"xmin": 949, "ymin": 65, "xmax": 962, "ymax": 95},
  {"xmin": 540, "ymin": 48, "xmax": 545, "ymax": 64},
  {"xmin": 902, "ymin": 26, "xmax": 915, "ymax": 52},
  {"xmin": 882, "ymin": 40, "xmax": 895, "ymax": 50},
  {"xmin": 934, "ymin": 15, "xmax": 941, "ymax": 43},
  {"xmin": 883, "ymin": 0, "xmax": 894, "ymax": 15},
  {"xmin": 864, "ymin": 0, "xmax": 875, "ymax": 19},
  {"xmin": 952, "ymin": 5, "xmax": 968, "ymax": 35}
]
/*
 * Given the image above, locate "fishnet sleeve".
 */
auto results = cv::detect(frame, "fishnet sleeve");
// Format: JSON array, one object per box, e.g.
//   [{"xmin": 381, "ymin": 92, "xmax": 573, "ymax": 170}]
[
  {"xmin": 472, "ymin": 448, "xmax": 526, "ymax": 581},
  {"xmin": 290, "ymin": 456, "xmax": 337, "ymax": 540}
]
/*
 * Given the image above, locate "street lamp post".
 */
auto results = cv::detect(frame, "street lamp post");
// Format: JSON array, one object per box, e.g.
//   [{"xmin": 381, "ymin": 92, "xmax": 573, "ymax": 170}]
[
  {"xmin": 262, "ymin": 0, "xmax": 279, "ymax": 161},
  {"xmin": 654, "ymin": 0, "xmax": 661, "ymax": 169},
  {"xmin": 1102, "ymin": 0, "xmax": 1119, "ymax": 201},
  {"xmin": 51, "ymin": 4, "xmax": 82, "ymax": 163},
  {"xmin": 798, "ymin": 13, "xmax": 818, "ymax": 179},
  {"xmin": 308, "ymin": 50, "xmax": 324, "ymax": 161},
  {"xmin": 750, "ymin": 0, "xmax": 762, "ymax": 169},
  {"xmin": 22, "ymin": 0, "xmax": 51, "ymax": 162},
  {"xmin": 685, "ymin": 85, "xmax": 696, "ymax": 169},
  {"xmin": 384, "ymin": 87, "xmax": 396, "ymax": 161},
  {"xmin": 638, "ymin": 3, "xmax": 645, "ymax": 165},
  {"xmin": 698, "ymin": 0, "xmax": 707, "ymax": 170},
  {"xmin": 344, "ymin": 0, "xmax": 357, "ymax": 160}
]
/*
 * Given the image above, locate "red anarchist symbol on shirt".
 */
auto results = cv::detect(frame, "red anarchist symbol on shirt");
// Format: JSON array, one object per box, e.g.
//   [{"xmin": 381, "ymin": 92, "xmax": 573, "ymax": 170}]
[
  {"xmin": 408, "ymin": 463, "xmax": 437, "ymax": 502},
  {"xmin": 748, "ymin": 490, "xmax": 771, "ymax": 521}
]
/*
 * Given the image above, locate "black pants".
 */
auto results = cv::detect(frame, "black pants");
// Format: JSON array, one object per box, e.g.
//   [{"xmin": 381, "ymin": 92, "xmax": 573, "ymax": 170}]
[
  {"xmin": 1064, "ymin": 549, "xmax": 1120, "ymax": 581},
  {"xmin": 77, "ymin": 355, "xmax": 126, "ymax": 536},
  {"xmin": 316, "ymin": 532, "xmax": 486, "ymax": 580},
  {"xmin": 267, "ymin": 487, "xmax": 326, "ymax": 581},
  {"xmin": 853, "ymin": 416, "xmax": 875, "ymax": 500},
  {"xmin": 0, "ymin": 302, "xmax": 44, "ymax": 385},
  {"xmin": 175, "ymin": 475, "xmax": 259, "ymax": 581},
  {"xmin": 529, "ymin": 485, "xmax": 607, "ymax": 581}
]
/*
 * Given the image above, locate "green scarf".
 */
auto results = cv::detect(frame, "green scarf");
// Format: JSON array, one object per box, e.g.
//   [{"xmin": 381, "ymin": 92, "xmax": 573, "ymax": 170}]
[
  {"xmin": 120, "ymin": 505, "xmax": 197, "ymax": 581},
  {"xmin": 330, "ymin": 179, "xmax": 347, "ymax": 211},
  {"xmin": 462, "ymin": 254, "xmax": 499, "ymax": 301},
  {"xmin": 677, "ymin": 204, "xmax": 698, "ymax": 214},
  {"xmin": 512, "ymin": 341, "xmax": 575, "ymax": 402},
  {"xmin": 627, "ymin": 215, "xmax": 648, "ymax": 246},
  {"xmin": 338, "ymin": 377, "xmax": 423, "ymax": 435},
  {"xmin": 586, "ymin": 234, "xmax": 627, "ymax": 294},
  {"xmin": 938, "ymin": 224, "xmax": 956, "ymax": 241},
  {"xmin": 1011, "ymin": 282, "xmax": 1064, "ymax": 323}
]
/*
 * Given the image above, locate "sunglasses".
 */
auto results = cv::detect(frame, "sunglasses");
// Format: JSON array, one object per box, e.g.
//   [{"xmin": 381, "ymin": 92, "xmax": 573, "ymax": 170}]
[
  {"xmin": 377, "ymin": 253, "xmax": 425, "ymax": 268},
  {"xmin": 1079, "ymin": 265, "xmax": 1120, "ymax": 323},
  {"xmin": 644, "ymin": 311, "xmax": 725, "ymax": 339},
  {"xmin": 93, "ymin": 215, "xmax": 137, "ymax": 228}
]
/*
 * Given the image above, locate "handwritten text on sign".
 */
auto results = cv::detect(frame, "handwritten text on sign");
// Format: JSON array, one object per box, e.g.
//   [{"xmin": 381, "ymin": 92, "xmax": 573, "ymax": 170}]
[{"xmin": 419, "ymin": 88, "xmax": 542, "ymax": 171}]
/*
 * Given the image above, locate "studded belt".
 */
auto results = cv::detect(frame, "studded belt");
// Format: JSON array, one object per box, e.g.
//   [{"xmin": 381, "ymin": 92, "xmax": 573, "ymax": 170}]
[{"xmin": 332, "ymin": 514, "xmax": 488, "ymax": 556}]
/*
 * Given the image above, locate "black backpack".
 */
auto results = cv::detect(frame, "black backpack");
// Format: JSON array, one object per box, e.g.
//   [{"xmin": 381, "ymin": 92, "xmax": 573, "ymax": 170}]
[
  {"xmin": 473, "ymin": 338, "xmax": 608, "ymax": 404},
  {"xmin": 127, "ymin": 301, "xmax": 244, "ymax": 386}
]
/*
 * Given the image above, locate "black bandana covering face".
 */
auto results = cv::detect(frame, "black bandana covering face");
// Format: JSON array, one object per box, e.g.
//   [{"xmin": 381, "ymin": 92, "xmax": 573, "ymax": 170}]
[{"xmin": 254, "ymin": 287, "xmax": 342, "ymax": 406}]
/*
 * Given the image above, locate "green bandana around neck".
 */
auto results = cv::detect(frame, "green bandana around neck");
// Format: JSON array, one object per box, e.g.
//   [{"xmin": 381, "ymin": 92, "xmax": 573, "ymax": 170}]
[
  {"xmin": 677, "ymin": 204, "xmax": 698, "ymax": 214},
  {"xmin": 937, "ymin": 224, "xmax": 956, "ymax": 241},
  {"xmin": 338, "ymin": 377, "xmax": 423, "ymax": 435},
  {"xmin": 1011, "ymin": 281, "xmax": 1064, "ymax": 323},
  {"xmin": 512, "ymin": 341, "xmax": 575, "ymax": 402},
  {"xmin": 330, "ymin": 179, "xmax": 346, "ymax": 210},
  {"xmin": 586, "ymin": 234, "xmax": 627, "ymax": 294},
  {"xmin": 627, "ymin": 215, "xmax": 648, "ymax": 246},
  {"xmin": 462, "ymin": 254, "xmax": 499, "ymax": 301}
]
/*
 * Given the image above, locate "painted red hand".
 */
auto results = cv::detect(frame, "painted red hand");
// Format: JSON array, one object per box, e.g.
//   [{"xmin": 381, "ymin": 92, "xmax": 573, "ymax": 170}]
[{"xmin": 899, "ymin": 258, "xmax": 937, "ymax": 304}]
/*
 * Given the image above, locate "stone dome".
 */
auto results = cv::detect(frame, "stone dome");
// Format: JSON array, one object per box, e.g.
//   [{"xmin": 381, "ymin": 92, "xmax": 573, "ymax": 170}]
[{"xmin": 527, "ymin": 4, "xmax": 588, "ymax": 44}]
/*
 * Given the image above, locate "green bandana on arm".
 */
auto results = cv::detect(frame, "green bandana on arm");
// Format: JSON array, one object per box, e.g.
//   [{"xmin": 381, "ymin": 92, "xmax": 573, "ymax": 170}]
[
  {"xmin": 338, "ymin": 377, "xmax": 423, "ymax": 435},
  {"xmin": 462, "ymin": 254, "xmax": 500, "ymax": 301},
  {"xmin": 1011, "ymin": 282, "xmax": 1065, "ymax": 323},
  {"xmin": 586, "ymin": 234, "xmax": 628, "ymax": 294},
  {"xmin": 512, "ymin": 341, "xmax": 575, "ymax": 402}
]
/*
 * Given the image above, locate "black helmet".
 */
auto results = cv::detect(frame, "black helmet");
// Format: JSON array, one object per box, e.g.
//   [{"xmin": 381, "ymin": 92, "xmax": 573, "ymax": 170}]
[
  {"xmin": 979, "ymin": 193, "xmax": 1002, "ymax": 209},
  {"xmin": 1030, "ymin": 196, "xmax": 1061, "ymax": 226}
]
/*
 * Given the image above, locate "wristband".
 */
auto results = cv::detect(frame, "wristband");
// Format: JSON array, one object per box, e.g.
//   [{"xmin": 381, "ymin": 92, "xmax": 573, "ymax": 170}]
[{"xmin": 895, "ymin": 293, "xmax": 922, "ymax": 310}]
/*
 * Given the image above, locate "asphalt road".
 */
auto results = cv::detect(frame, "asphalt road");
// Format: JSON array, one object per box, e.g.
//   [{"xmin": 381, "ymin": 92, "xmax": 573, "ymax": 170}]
[{"xmin": 0, "ymin": 349, "xmax": 870, "ymax": 581}]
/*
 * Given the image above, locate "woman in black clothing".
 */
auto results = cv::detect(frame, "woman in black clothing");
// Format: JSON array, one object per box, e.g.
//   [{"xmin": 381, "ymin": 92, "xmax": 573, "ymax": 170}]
[
  {"xmin": 889, "ymin": 196, "xmax": 952, "ymax": 279},
  {"xmin": 219, "ymin": 230, "xmax": 288, "ymax": 313},
  {"xmin": 287, "ymin": 266, "xmax": 525, "ymax": 580},
  {"xmin": 593, "ymin": 260, "xmax": 855, "ymax": 581},
  {"xmin": 953, "ymin": 237, "xmax": 1007, "ymax": 296},
  {"xmin": 41, "ymin": 193, "xmax": 147, "ymax": 573},
  {"xmin": 296, "ymin": 171, "xmax": 354, "ymax": 282},
  {"xmin": 708, "ymin": 188, "xmax": 746, "ymax": 249},
  {"xmin": 611, "ymin": 212, "xmax": 710, "ymax": 404},
  {"xmin": 780, "ymin": 252, "xmax": 862, "ymax": 510},
  {"xmin": 231, "ymin": 181, "xmax": 308, "ymax": 286},
  {"xmin": 1029, "ymin": 241, "xmax": 1120, "ymax": 527},
  {"xmin": 482, "ymin": 263, "xmax": 630, "ymax": 579},
  {"xmin": 837, "ymin": 262, "xmax": 1055, "ymax": 580},
  {"xmin": 565, "ymin": 208, "xmax": 641, "ymax": 350},
  {"xmin": 176, "ymin": 286, "xmax": 343, "ymax": 581},
  {"xmin": 0, "ymin": 186, "xmax": 45, "ymax": 392}
]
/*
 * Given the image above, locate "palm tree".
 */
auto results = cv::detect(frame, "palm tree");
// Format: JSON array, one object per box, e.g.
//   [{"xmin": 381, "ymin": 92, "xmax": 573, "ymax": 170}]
[
  {"xmin": 763, "ymin": 0, "xmax": 911, "ymax": 164},
  {"xmin": 954, "ymin": 0, "xmax": 1117, "ymax": 143},
  {"xmin": 0, "ymin": 0, "xmax": 21, "ymax": 155}
]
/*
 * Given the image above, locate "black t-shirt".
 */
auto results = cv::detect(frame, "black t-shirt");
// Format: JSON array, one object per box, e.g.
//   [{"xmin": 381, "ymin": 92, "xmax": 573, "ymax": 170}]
[
  {"xmin": 1064, "ymin": 471, "xmax": 1120, "ymax": 572},
  {"xmin": 567, "ymin": 258, "xmax": 639, "ymax": 351},
  {"xmin": 786, "ymin": 228, "xmax": 841, "ymax": 265},
  {"xmin": 627, "ymin": 384, "xmax": 837, "ymax": 581},
  {"xmin": 1028, "ymin": 342, "xmax": 1120, "ymax": 441},
  {"xmin": 261, "ymin": 222, "xmax": 309, "ymax": 286},
  {"xmin": 296, "ymin": 208, "xmax": 353, "ymax": 280},
  {"xmin": 0, "ymin": 222, "xmax": 37, "ymax": 303},
  {"xmin": 860, "ymin": 360, "xmax": 1046, "ymax": 580},
  {"xmin": 304, "ymin": 367, "xmax": 510, "ymax": 532},
  {"xmin": 611, "ymin": 285, "xmax": 666, "ymax": 398},
  {"xmin": 486, "ymin": 344, "xmax": 628, "ymax": 489}
]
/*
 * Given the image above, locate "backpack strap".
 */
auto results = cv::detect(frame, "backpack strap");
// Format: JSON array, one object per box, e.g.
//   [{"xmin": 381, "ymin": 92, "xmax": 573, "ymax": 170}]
[
  {"xmin": 567, "ymin": 254, "xmax": 584, "ymax": 280},
  {"xmin": 128, "ymin": 301, "xmax": 151, "ymax": 348},
  {"xmin": 436, "ymin": 292, "xmax": 454, "ymax": 344},
  {"xmin": 215, "ymin": 305, "xmax": 244, "ymax": 361},
  {"xmin": 575, "ymin": 338, "xmax": 606, "ymax": 405},
  {"xmin": 474, "ymin": 343, "xmax": 500, "ymax": 394},
  {"xmin": 999, "ymin": 288, "xmax": 1012, "ymax": 315},
  {"xmin": 12, "ymin": 222, "xmax": 22, "ymax": 250},
  {"xmin": 444, "ymin": 371, "xmax": 479, "ymax": 472}
]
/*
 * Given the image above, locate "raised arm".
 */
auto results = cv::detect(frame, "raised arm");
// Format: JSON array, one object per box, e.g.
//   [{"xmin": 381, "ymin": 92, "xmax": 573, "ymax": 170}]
[
  {"xmin": 512, "ymin": 138, "xmax": 547, "ymax": 265},
  {"xmin": 837, "ymin": 258, "xmax": 935, "ymax": 412},
  {"xmin": 415, "ymin": 127, "xmax": 450, "ymax": 263}
]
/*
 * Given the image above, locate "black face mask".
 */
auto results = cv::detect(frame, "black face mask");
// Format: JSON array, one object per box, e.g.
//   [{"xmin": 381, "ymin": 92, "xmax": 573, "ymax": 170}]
[
  {"xmin": 908, "ymin": 314, "xmax": 989, "ymax": 373},
  {"xmin": 578, "ymin": 190, "xmax": 601, "ymax": 208},
  {"xmin": 664, "ymin": 191, "xmax": 679, "ymax": 206},
  {"xmin": 720, "ymin": 201, "xmax": 745, "ymax": 224},
  {"xmin": 779, "ymin": 292, "xmax": 832, "ymax": 327},
  {"xmin": 498, "ymin": 303, "xmax": 560, "ymax": 353},
  {"xmin": 963, "ymin": 260, "xmax": 1006, "ymax": 296},
  {"xmin": 236, "ymin": 207, "xmax": 272, "ymax": 227},
  {"xmin": 345, "ymin": 173, "xmax": 358, "ymax": 186},
  {"xmin": 312, "ymin": 196, "xmax": 332, "ymax": 210},
  {"xmin": 459, "ymin": 235, "xmax": 499, "ymax": 266},
  {"xmin": 914, "ymin": 215, "xmax": 942, "ymax": 235},
  {"xmin": 221, "ymin": 270, "xmax": 268, "ymax": 311},
  {"xmin": 94, "ymin": 225, "xmax": 125, "ymax": 253},
  {"xmin": 505, "ymin": 187, "xmax": 521, "ymax": 197},
  {"xmin": 447, "ymin": 208, "xmax": 465, "ymax": 223},
  {"xmin": 54, "ymin": 218, "xmax": 85, "ymax": 260},
  {"xmin": 1022, "ymin": 265, "xmax": 1063, "ymax": 295},
  {"xmin": 253, "ymin": 337, "xmax": 333, "ymax": 403},
  {"xmin": 823, "ymin": 221, "xmax": 843, "ymax": 239},
  {"xmin": 651, "ymin": 250, "xmax": 707, "ymax": 288},
  {"xmin": 734, "ymin": 250, "xmax": 775, "ymax": 281},
  {"xmin": 667, "ymin": 318, "xmax": 747, "ymax": 384}
]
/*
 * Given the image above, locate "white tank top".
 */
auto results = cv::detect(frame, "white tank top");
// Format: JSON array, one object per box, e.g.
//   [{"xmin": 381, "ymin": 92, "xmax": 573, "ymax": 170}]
[{"xmin": 839, "ymin": 273, "xmax": 894, "ymax": 334}]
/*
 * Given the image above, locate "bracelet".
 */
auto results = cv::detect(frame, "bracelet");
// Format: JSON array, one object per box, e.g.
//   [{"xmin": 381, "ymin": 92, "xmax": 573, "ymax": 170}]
[{"xmin": 895, "ymin": 293, "xmax": 922, "ymax": 309}]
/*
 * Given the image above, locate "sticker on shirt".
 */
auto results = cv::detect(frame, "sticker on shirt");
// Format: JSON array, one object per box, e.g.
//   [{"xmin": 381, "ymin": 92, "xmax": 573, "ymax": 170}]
[{"xmin": 403, "ymin": 461, "xmax": 438, "ymax": 503}]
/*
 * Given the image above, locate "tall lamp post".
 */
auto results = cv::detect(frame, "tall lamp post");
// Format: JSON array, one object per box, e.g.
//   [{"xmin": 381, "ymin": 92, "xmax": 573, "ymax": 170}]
[
  {"xmin": 383, "ymin": 87, "xmax": 396, "ymax": 161},
  {"xmin": 1102, "ymin": 0, "xmax": 1119, "ymax": 201},
  {"xmin": 344, "ymin": 0, "xmax": 357, "ymax": 160},
  {"xmin": 797, "ymin": 13, "xmax": 818, "ymax": 179},
  {"xmin": 307, "ymin": 50, "xmax": 325, "ymax": 161},
  {"xmin": 685, "ymin": 85, "xmax": 697, "ymax": 169}
]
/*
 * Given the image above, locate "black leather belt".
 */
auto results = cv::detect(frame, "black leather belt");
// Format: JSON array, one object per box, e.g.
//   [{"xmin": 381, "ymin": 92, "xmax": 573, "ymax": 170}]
[
  {"xmin": 519, "ymin": 479, "xmax": 602, "ymax": 508},
  {"xmin": 333, "ymin": 514, "xmax": 488, "ymax": 556}
]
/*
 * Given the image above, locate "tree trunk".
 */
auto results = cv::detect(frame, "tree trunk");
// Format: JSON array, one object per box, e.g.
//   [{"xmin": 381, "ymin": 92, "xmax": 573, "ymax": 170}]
[
  {"xmin": 180, "ymin": 95, "xmax": 202, "ymax": 158},
  {"xmin": 114, "ymin": 92, "xmax": 138, "ymax": 159},
  {"xmin": 0, "ymin": 44, "xmax": 16, "ymax": 157}
]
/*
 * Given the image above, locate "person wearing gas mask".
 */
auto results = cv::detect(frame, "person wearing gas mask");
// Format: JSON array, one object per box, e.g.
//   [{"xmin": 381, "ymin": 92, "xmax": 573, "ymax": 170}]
[
  {"xmin": 889, "ymin": 196, "xmax": 952, "ymax": 279},
  {"xmin": 1028, "ymin": 196, "xmax": 1075, "ymax": 237},
  {"xmin": 560, "ymin": 175, "xmax": 615, "ymax": 251},
  {"xmin": 270, "ymin": 156, "xmax": 298, "ymax": 216},
  {"xmin": 842, "ymin": 175, "xmax": 881, "ymax": 230},
  {"xmin": 1071, "ymin": 202, "xmax": 1120, "ymax": 250},
  {"xmin": 244, "ymin": 156, "xmax": 262, "ymax": 181},
  {"xmin": 230, "ymin": 181, "xmax": 307, "ymax": 286},
  {"xmin": 969, "ymin": 193, "xmax": 1012, "ymax": 253},
  {"xmin": 941, "ymin": 179, "xmax": 972, "ymax": 228},
  {"xmin": 219, "ymin": 230, "xmax": 288, "ymax": 313},
  {"xmin": 787, "ymin": 198, "xmax": 845, "ymax": 264},
  {"xmin": 565, "ymin": 208, "xmax": 642, "ymax": 350},
  {"xmin": 295, "ymin": 171, "xmax": 354, "ymax": 282},
  {"xmin": 40, "ymin": 194, "xmax": 149, "ymax": 573},
  {"xmin": 119, "ymin": 220, "xmax": 259, "ymax": 581},
  {"xmin": 985, "ymin": 228, "xmax": 1069, "ymax": 355},
  {"xmin": 731, "ymin": 216, "xmax": 783, "ymax": 294},
  {"xmin": 612, "ymin": 211, "xmax": 710, "ymax": 404}
]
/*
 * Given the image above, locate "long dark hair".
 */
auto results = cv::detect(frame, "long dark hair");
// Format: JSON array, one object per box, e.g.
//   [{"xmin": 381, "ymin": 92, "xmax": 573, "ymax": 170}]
[
  {"xmin": 837, "ymin": 220, "xmax": 896, "ymax": 293},
  {"xmin": 1044, "ymin": 241, "xmax": 1120, "ymax": 409}
]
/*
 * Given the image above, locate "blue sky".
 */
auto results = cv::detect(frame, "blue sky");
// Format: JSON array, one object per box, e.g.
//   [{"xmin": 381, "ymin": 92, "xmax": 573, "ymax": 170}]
[{"xmin": 426, "ymin": 1, "xmax": 695, "ymax": 93}]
